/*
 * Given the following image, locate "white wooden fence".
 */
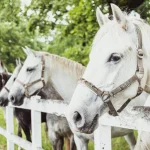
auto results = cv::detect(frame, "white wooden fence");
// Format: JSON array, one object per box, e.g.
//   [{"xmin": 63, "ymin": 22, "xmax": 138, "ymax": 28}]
[
  {"xmin": 0, "ymin": 96, "xmax": 150, "ymax": 150},
  {"xmin": 0, "ymin": 96, "xmax": 68, "ymax": 150}
]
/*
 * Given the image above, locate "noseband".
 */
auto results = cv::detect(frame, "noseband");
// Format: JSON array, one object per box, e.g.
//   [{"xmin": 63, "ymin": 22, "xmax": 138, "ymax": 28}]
[
  {"xmin": 79, "ymin": 25, "xmax": 144, "ymax": 116},
  {"xmin": 16, "ymin": 55, "xmax": 46, "ymax": 98}
]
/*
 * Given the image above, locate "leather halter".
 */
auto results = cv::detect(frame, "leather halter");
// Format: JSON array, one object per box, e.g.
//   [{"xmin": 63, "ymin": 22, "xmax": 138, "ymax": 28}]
[
  {"xmin": 79, "ymin": 24, "xmax": 144, "ymax": 116},
  {"xmin": 4, "ymin": 86, "xmax": 9, "ymax": 93},
  {"xmin": 16, "ymin": 55, "xmax": 46, "ymax": 98}
]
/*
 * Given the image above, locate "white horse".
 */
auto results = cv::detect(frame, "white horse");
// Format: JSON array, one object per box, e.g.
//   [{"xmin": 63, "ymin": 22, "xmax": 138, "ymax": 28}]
[
  {"xmin": 0, "ymin": 60, "xmax": 74, "ymax": 150},
  {"xmin": 7, "ymin": 48, "xmax": 146, "ymax": 150},
  {"xmin": 67, "ymin": 3, "xmax": 150, "ymax": 141}
]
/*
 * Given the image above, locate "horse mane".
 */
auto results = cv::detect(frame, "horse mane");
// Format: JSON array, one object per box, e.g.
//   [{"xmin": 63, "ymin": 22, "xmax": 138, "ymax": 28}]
[{"xmin": 37, "ymin": 51, "xmax": 85, "ymax": 77}]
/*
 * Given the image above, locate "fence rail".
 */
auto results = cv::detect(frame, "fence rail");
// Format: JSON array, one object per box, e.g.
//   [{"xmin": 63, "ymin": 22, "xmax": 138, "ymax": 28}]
[
  {"xmin": 95, "ymin": 108, "xmax": 150, "ymax": 150},
  {"xmin": 0, "ymin": 96, "xmax": 68, "ymax": 150},
  {"xmin": 0, "ymin": 96, "xmax": 150, "ymax": 150}
]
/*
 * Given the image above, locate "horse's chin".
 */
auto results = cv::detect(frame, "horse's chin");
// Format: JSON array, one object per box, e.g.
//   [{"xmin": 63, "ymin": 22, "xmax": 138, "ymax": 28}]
[
  {"xmin": 12, "ymin": 89, "xmax": 42, "ymax": 106},
  {"xmin": 2, "ymin": 99, "xmax": 9, "ymax": 107},
  {"xmin": 0, "ymin": 97, "xmax": 9, "ymax": 107}
]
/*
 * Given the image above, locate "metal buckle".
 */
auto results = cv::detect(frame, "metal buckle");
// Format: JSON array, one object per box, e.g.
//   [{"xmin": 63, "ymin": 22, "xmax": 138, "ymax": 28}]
[
  {"xmin": 137, "ymin": 49, "xmax": 143, "ymax": 59},
  {"xmin": 102, "ymin": 91, "xmax": 110, "ymax": 103},
  {"xmin": 135, "ymin": 71, "xmax": 144, "ymax": 80},
  {"xmin": 24, "ymin": 85, "xmax": 27, "ymax": 88},
  {"xmin": 41, "ymin": 77, "xmax": 44, "ymax": 81},
  {"xmin": 137, "ymin": 87, "xmax": 143, "ymax": 95}
]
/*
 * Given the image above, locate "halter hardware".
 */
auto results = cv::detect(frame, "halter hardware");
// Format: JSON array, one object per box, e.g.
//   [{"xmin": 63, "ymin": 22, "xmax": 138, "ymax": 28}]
[
  {"xmin": 79, "ymin": 24, "xmax": 144, "ymax": 116},
  {"xmin": 16, "ymin": 55, "xmax": 46, "ymax": 98}
]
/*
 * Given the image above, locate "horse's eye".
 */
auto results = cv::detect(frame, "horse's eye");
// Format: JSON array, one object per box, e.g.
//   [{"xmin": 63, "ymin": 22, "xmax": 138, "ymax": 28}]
[
  {"xmin": 108, "ymin": 53, "xmax": 122, "ymax": 63},
  {"xmin": 13, "ymin": 77, "xmax": 16, "ymax": 81},
  {"xmin": 26, "ymin": 68, "xmax": 34, "ymax": 72}
]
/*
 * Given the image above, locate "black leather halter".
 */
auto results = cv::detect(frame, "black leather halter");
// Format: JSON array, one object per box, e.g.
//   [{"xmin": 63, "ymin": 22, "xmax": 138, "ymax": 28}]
[
  {"xmin": 79, "ymin": 24, "xmax": 144, "ymax": 116},
  {"xmin": 16, "ymin": 55, "xmax": 46, "ymax": 98}
]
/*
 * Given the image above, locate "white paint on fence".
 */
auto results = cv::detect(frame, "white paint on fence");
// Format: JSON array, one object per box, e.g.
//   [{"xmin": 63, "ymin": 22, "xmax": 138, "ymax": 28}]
[
  {"xmin": 6, "ymin": 107, "xmax": 14, "ymax": 150},
  {"xmin": 10, "ymin": 96, "xmax": 68, "ymax": 116},
  {"xmin": 0, "ymin": 126, "xmax": 32, "ymax": 149},
  {"xmin": 31, "ymin": 110, "xmax": 43, "ymax": 150},
  {"xmin": 100, "ymin": 112, "xmax": 150, "ymax": 132},
  {"xmin": 0, "ymin": 96, "xmax": 150, "ymax": 150},
  {"xmin": 94, "ymin": 124, "xmax": 111, "ymax": 150},
  {"xmin": 0, "ymin": 96, "xmax": 67, "ymax": 150}
]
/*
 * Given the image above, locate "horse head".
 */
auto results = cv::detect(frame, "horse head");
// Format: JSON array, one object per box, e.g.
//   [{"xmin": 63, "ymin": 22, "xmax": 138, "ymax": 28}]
[
  {"xmin": 0, "ymin": 59, "xmax": 22, "ymax": 106},
  {"xmin": 8, "ymin": 47, "xmax": 49, "ymax": 106},
  {"xmin": 67, "ymin": 4, "xmax": 150, "ymax": 134}
]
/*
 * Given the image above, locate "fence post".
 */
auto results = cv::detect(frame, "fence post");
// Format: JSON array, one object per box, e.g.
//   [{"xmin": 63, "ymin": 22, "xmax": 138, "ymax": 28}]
[
  {"xmin": 31, "ymin": 110, "xmax": 42, "ymax": 150},
  {"xmin": 6, "ymin": 107, "xmax": 14, "ymax": 150},
  {"xmin": 94, "ymin": 122, "xmax": 111, "ymax": 150}
]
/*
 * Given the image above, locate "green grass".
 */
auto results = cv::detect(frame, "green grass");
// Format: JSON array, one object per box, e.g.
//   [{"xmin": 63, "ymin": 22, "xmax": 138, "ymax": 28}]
[{"xmin": 0, "ymin": 108, "xmax": 133, "ymax": 150}]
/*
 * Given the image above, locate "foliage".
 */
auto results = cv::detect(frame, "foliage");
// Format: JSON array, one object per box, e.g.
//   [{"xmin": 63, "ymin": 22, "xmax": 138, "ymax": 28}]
[{"xmin": 0, "ymin": 0, "xmax": 150, "ymax": 71}]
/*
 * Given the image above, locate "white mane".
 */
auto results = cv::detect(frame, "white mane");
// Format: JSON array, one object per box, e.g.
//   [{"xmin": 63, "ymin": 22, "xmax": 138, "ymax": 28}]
[{"xmin": 36, "ymin": 51, "xmax": 86, "ymax": 78}]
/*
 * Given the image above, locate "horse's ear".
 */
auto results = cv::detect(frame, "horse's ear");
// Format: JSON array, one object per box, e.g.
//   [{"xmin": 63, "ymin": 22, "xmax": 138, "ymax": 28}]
[
  {"xmin": 96, "ymin": 7, "xmax": 109, "ymax": 27},
  {"xmin": 16, "ymin": 58, "xmax": 22, "ymax": 66},
  {"xmin": 111, "ymin": 4, "xmax": 127, "ymax": 30},
  {"xmin": 16, "ymin": 59, "xmax": 18, "ymax": 66},
  {"xmin": 0, "ymin": 60, "xmax": 4, "ymax": 68},
  {"xmin": 0, "ymin": 60, "xmax": 2, "ymax": 67},
  {"xmin": 22, "ymin": 46, "xmax": 36, "ymax": 57}
]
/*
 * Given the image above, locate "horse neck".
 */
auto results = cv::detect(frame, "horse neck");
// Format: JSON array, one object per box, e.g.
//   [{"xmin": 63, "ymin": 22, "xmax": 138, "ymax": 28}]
[
  {"xmin": 45, "ymin": 55, "xmax": 85, "ymax": 102},
  {"xmin": 41, "ymin": 83, "xmax": 63, "ymax": 100}
]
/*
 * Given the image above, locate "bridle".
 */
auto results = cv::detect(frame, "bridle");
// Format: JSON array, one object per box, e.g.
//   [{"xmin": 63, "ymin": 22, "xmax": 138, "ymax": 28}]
[
  {"xmin": 79, "ymin": 24, "xmax": 144, "ymax": 116},
  {"xmin": 16, "ymin": 55, "xmax": 46, "ymax": 98}
]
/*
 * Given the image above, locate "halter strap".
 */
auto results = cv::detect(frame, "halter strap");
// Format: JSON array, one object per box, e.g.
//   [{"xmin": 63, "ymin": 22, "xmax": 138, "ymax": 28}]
[
  {"xmin": 79, "ymin": 24, "xmax": 144, "ymax": 116},
  {"xmin": 16, "ymin": 55, "xmax": 46, "ymax": 97},
  {"xmin": 4, "ymin": 86, "xmax": 9, "ymax": 93}
]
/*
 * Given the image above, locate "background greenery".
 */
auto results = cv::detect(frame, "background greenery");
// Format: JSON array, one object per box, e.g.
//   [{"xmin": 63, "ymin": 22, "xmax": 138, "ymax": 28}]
[
  {"xmin": 0, "ymin": 0, "xmax": 149, "ymax": 71},
  {"xmin": 0, "ymin": 0, "xmax": 147, "ymax": 149}
]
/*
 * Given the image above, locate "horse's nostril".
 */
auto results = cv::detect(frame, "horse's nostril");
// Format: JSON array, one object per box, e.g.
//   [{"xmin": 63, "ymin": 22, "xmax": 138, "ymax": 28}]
[
  {"xmin": 73, "ymin": 111, "xmax": 81, "ymax": 122},
  {"xmin": 10, "ymin": 95, "xmax": 15, "ymax": 103},
  {"xmin": 73, "ymin": 111, "xmax": 85, "ymax": 128}
]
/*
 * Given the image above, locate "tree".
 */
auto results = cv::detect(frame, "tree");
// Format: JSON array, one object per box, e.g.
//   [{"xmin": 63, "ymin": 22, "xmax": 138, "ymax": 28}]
[{"xmin": 0, "ymin": 0, "xmax": 150, "ymax": 71}]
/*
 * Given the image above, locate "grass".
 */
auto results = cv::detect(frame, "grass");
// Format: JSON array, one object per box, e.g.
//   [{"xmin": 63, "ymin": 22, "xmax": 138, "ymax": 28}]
[{"xmin": 0, "ymin": 108, "xmax": 133, "ymax": 150}]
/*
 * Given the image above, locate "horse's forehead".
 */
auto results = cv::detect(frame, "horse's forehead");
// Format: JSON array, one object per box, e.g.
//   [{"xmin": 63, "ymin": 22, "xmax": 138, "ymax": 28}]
[
  {"xmin": 25, "ymin": 55, "xmax": 40, "ymax": 67},
  {"xmin": 92, "ymin": 27, "xmax": 135, "ymax": 58},
  {"xmin": 13, "ymin": 66, "xmax": 21, "ymax": 76},
  {"xmin": 92, "ymin": 34, "xmax": 127, "ymax": 57}
]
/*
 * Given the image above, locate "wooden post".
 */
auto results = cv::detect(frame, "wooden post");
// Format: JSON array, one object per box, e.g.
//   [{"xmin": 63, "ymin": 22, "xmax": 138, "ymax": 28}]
[
  {"xmin": 31, "ymin": 110, "xmax": 42, "ymax": 150},
  {"xmin": 6, "ymin": 107, "xmax": 14, "ymax": 150},
  {"xmin": 94, "ymin": 122, "xmax": 111, "ymax": 150}
]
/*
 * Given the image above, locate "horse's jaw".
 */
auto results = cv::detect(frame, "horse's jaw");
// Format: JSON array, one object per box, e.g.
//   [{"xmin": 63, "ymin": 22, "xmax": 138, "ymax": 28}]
[{"xmin": 142, "ymin": 57, "xmax": 150, "ymax": 93}]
